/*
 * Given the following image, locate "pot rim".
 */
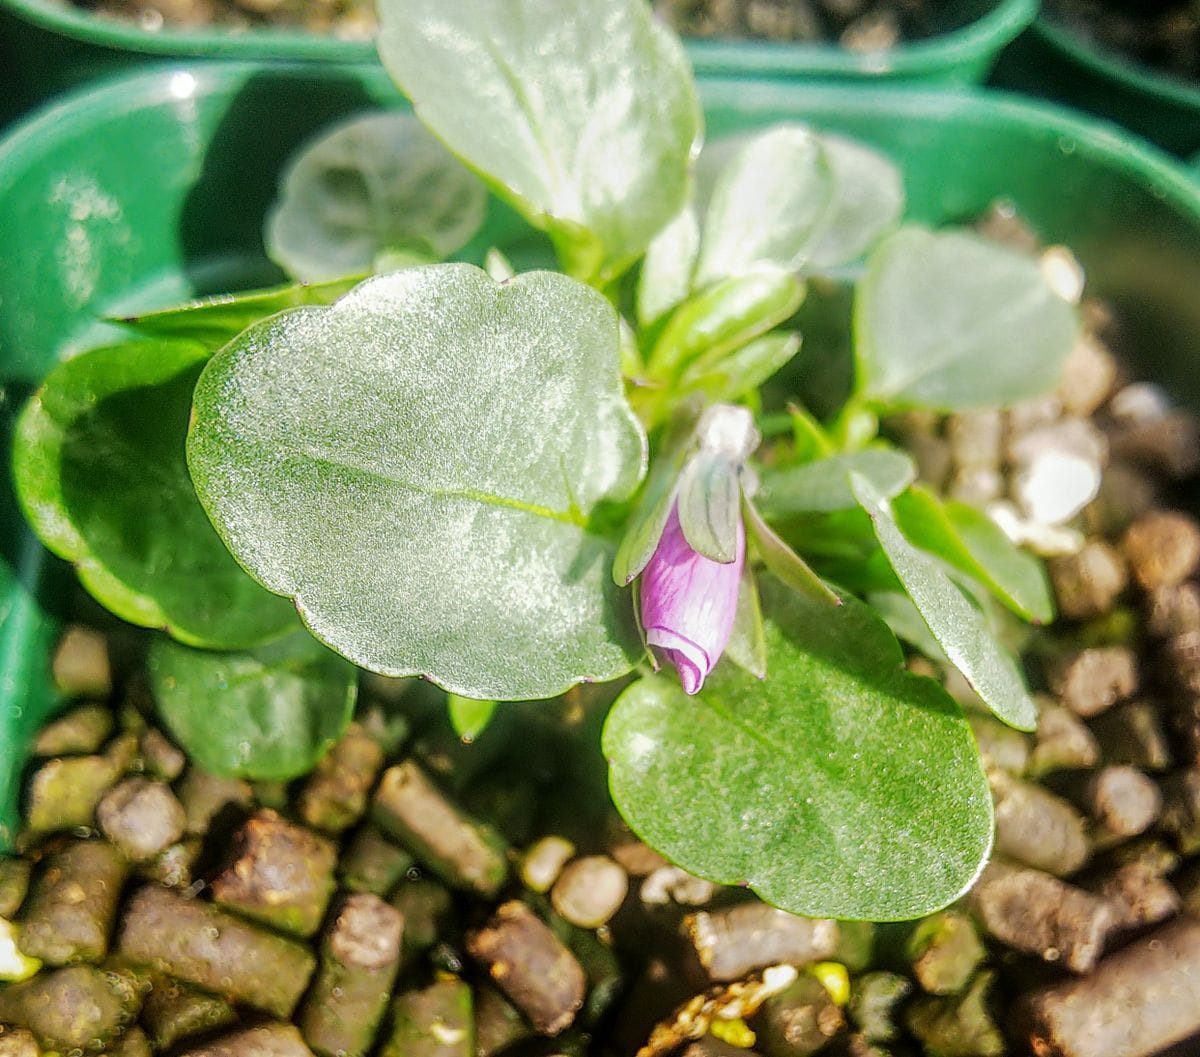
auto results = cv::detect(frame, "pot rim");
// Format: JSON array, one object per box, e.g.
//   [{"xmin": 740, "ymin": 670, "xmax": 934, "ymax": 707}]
[
  {"xmin": 3, "ymin": 61, "xmax": 1196, "ymax": 221},
  {"xmin": 1031, "ymin": 12, "xmax": 1200, "ymax": 112},
  {"xmin": 0, "ymin": 0, "xmax": 1038, "ymax": 76}
]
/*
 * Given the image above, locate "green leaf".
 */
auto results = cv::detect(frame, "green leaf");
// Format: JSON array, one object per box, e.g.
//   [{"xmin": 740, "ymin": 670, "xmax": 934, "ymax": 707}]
[
  {"xmin": 447, "ymin": 695, "xmax": 498, "ymax": 742},
  {"xmin": 868, "ymin": 590, "xmax": 949, "ymax": 664},
  {"xmin": 807, "ymin": 134, "xmax": 904, "ymax": 270},
  {"xmin": 744, "ymin": 499, "xmax": 840, "ymax": 606},
  {"xmin": 148, "ymin": 631, "xmax": 357, "ymax": 781},
  {"xmin": 892, "ymin": 485, "xmax": 1054, "ymax": 625},
  {"xmin": 603, "ymin": 579, "xmax": 992, "ymax": 920},
  {"xmin": 611, "ymin": 407, "xmax": 697, "ymax": 587},
  {"xmin": 856, "ymin": 227, "xmax": 1079, "ymax": 410},
  {"xmin": 757, "ymin": 448, "xmax": 915, "ymax": 517},
  {"xmin": 13, "ymin": 342, "xmax": 297, "ymax": 649},
  {"xmin": 116, "ymin": 276, "xmax": 365, "ymax": 349},
  {"xmin": 679, "ymin": 331, "xmax": 802, "ymax": 405},
  {"xmin": 188, "ymin": 265, "xmax": 646, "ymax": 700},
  {"xmin": 638, "ymin": 207, "xmax": 700, "ymax": 328},
  {"xmin": 377, "ymin": 0, "xmax": 701, "ymax": 284},
  {"xmin": 677, "ymin": 451, "xmax": 741, "ymax": 564},
  {"xmin": 266, "ymin": 111, "xmax": 488, "ymax": 283},
  {"xmin": 851, "ymin": 474, "xmax": 1037, "ymax": 731},
  {"xmin": 724, "ymin": 565, "xmax": 767, "ymax": 679},
  {"xmin": 646, "ymin": 271, "xmax": 805, "ymax": 382},
  {"xmin": 695, "ymin": 124, "xmax": 837, "ymax": 287}
]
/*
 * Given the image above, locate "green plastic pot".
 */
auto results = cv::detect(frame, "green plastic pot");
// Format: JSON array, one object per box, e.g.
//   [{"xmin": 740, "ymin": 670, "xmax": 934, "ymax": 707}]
[
  {"xmin": 4, "ymin": 65, "xmax": 1200, "ymax": 848},
  {"xmin": 0, "ymin": 0, "xmax": 1037, "ymax": 115},
  {"xmin": 992, "ymin": 13, "xmax": 1200, "ymax": 159}
]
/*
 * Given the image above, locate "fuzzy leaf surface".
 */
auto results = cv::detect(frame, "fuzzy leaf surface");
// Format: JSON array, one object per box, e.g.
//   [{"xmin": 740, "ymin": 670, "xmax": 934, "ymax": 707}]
[
  {"xmin": 188, "ymin": 265, "xmax": 646, "ymax": 700},
  {"xmin": 853, "ymin": 475, "xmax": 1037, "ymax": 731},
  {"xmin": 856, "ymin": 227, "xmax": 1079, "ymax": 410},
  {"xmin": 604, "ymin": 579, "xmax": 992, "ymax": 920},
  {"xmin": 149, "ymin": 631, "xmax": 356, "ymax": 780},
  {"xmin": 377, "ymin": 0, "xmax": 700, "ymax": 282},
  {"xmin": 13, "ymin": 341, "xmax": 296, "ymax": 648}
]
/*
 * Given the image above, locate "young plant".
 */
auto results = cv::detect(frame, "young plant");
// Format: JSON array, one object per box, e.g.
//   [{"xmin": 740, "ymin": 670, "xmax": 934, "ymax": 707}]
[{"xmin": 11, "ymin": 0, "xmax": 1080, "ymax": 919}]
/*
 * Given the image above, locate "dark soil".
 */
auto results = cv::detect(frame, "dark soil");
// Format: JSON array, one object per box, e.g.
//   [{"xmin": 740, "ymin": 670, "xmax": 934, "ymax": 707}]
[
  {"xmin": 1047, "ymin": 0, "xmax": 1200, "ymax": 84},
  {"xmin": 7, "ymin": 210, "xmax": 1200, "ymax": 1056},
  {"xmin": 653, "ymin": 0, "xmax": 945, "ymax": 48}
]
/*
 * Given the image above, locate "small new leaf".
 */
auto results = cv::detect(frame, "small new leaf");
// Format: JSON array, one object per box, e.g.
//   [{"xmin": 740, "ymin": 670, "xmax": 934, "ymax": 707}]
[
  {"xmin": 757, "ymin": 447, "xmax": 915, "ymax": 517},
  {"xmin": 851, "ymin": 474, "xmax": 1038, "ymax": 731},
  {"xmin": 677, "ymin": 451, "xmax": 741, "ymax": 564}
]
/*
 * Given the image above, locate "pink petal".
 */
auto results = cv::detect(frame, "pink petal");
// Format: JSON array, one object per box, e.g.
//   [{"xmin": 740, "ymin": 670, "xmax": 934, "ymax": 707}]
[{"xmin": 639, "ymin": 502, "xmax": 744, "ymax": 695}]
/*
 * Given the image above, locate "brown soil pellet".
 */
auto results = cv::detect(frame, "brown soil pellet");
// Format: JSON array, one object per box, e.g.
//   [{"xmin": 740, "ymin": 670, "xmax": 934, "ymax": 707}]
[
  {"xmin": 1089, "ymin": 700, "xmax": 1173, "ymax": 771},
  {"xmin": 1016, "ymin": 916, "xmax": 1200, "ymax": 1057},
  {"xmin": 1083, "ymin": 765, "xmax": 1162, "ymax": 840},
  {"xmin": 1048, "ymin": 542, "xmax": 1128, "ymax": 620},
  {"xmin": 209, "ymin": 809, "xmax": 337, "ymax": 937},
  {"xmin": 176, "ymin": 1025, "xmax": 316, "ymax": 1057},
  {"xmin": 18, "ymin": 839, "xmax": 128, "ymax": 965},
  {"xmin": 970, "ymin": 863, "xmax": 1115, "ymax": 973},
  {"xmin": 1160, "ymin": 768, "xmax": 1200, "ymax": 855},
  {"xmin": 32, "ymin": 704, "xmax": 114, "ymax": 757},
  {"xmin": 684, "ymin": 903, "xmax": 840, "ymax": 982},
  {"xmin": 1028, "ymin": 703, "xmax": 1100, "ymax": 776},
  {"xmin": 1164, "ymin": 630, "xmax": 1200, "ymax": 695},
  {"xmin": 1121, "ymin": 510, "xmax": 1200, "ymax": 590},
  {"xmin": 467, "ymin": 900, "xmax": 585, "ymax": 1036},
  {"xmin": 177, "ymin": 769, "xmax": 253, "ymax": 836},
  {"xmin": 1095, "ymin": 862, "xmax": 1180, "ymax": 930},
  {"xmin": 297, "ymin": 723, "xmax": 384, "ymax": 835},
  {"xmin": 140, "ymin": 729, "xmax": 186, "ymax": 781},
  {"xmin": 991, "ymin": 773, "xmax": 1090, "ymax": 877},
  {"xmin": 116, "ymin": 885, "xmax": 316, "ymax": 1018},
  {"xmin": 51, "ymin": 626, "xmax": 111, "ymax": 698},
  {"xmin": 1145, "ymin": 581, "xmax": 1200, "ymax": 638},
  {"xmin": 0, "ymin": 1028, "xmax": 39, "ymax": 1057},
  {"xmin": 1050, "ymin": 647, "xmax": 1138, "ymax": 718},
  {"xmin": 551, "ymin": 855, "xmax": 629, "ymax": 929},
  {"xmin": 97, "ymin": 779, "xmax": 186, "ymax": 862}
]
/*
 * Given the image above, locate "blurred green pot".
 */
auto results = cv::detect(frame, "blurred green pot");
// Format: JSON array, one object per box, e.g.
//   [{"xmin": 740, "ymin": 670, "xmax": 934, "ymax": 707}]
[
  {"xmin": 0, "ymin": 0, "xmax": 1037, "ymax": 115},
  {"xmin": 3, "ymin": 64, "xmax": 1200, "ymax": 846},
  {"xmin": 992, "ymin": 13, "xmax": 1200, "ymax": 159}
]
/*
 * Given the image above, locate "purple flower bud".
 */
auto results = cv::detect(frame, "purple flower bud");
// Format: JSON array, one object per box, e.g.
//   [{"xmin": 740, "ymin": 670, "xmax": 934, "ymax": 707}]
[{"xmin": 639, "ymin": 501, "xmax": 744, "ymax": 695}]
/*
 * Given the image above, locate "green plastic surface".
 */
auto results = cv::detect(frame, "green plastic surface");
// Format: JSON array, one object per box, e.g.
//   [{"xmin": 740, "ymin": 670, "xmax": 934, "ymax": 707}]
[
  {"xmin": 4, "ymin": 66, "xmax": 1200, "ymax": 850},
  {"xmin": 993, "ymin": 15, "xmax": 1200, "ymax": 160},
  {"xmin": 0, "ymin": 0, "xmax": 1036, "ymax": 114}
]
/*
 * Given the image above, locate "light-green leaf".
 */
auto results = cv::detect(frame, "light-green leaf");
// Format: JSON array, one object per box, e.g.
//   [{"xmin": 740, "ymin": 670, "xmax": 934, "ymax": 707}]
[
  {"xmin": 851, "ymin": 475, "xmax": 1037, "ymax": 731},
  {"xmin": 892, "ymin": 485, "xmax": 1054, "ymax": 625},
  {"xmin": 638, "ymin": 206, "xmax": 700, "ymax": 328},
  {"xmin": 13, "ymin": 342, "xmax": 297, "ymax": 649},
  {"xmin": 695, "ymin": 125, "xmax": 837, "ymax": 287},
  {"xmin": 604, "ymin": 579, "xmax": 992, "ymax": 920},
  {"xmin": 266, "ymin": 111, "xmax": 487, "ymax": 283},
  {"xmin": 807, "ymin": 134, "xmax": 904, "ymax": 270},
  {"xmin": 757, "ymin": 448, "xmax": 915, "ymax": 516},
  {"xmin": 148, "ymin": 631, "xmax": 357, "ymax": 781},
  {"xmin": 679, "ymin": 331, "xmax": 802, "ymax": 405},
  {"xmin": 676, "ymin": 451, "xmax": 741, "ymax": 564},
  {"xmin": 856, "ymin": 226, "xmax": 1079, "ymax": 410},
  {"xmin": 116, "ymin": 276, "xmax": 365, "ymax": 348},
  {"xmin": 188, "ymin": 265, "xmax": 647, "ymax": 700},
  {"xmin": 447, "ymin": 695, "xmax": 498, "ymax": 742},
  {"xmin": 377, "ymin": 0, "xmax": 701, "ymax": 284}
]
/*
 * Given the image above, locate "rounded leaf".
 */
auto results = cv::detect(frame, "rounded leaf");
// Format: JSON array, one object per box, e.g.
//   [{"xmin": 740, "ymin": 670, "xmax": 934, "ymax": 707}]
[
  {"xmin": 13, "ymin": 341, "xmax": 297, "ymax": 649},
  {"xmin": 604, "ymin": 579, "xmax": 992, "ymax": 921},
  {"xmin": 265, "ymin": 111, "xmax": 487, "ymax": 282},
  {"xmin": 188, "ymin": 265, "xmax": 646, "ymax": 700},
  {"xmin": 148, "ymin": 631, "xmax": 357, "ymax": 781}
]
